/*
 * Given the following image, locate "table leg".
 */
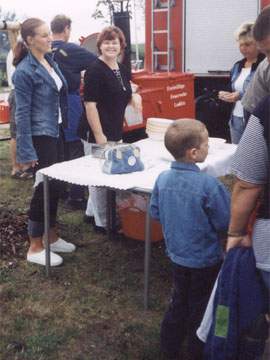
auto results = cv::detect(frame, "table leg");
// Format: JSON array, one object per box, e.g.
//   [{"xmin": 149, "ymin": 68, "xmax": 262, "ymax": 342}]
[
  {"xmin": 43, "ymin": 175, "xmax": 51, "ymax": 276},
  {"xmin": 106, "ymin": 189, "xmax": 116, "ymax": 240},
  {"xmin": 144, "ymin": 195, "xmax": 151, "ymax": 310}
]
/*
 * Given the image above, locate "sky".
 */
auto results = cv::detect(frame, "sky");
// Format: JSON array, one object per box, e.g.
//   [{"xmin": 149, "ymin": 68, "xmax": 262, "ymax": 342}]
[{"xmin": 0, "ymin": 0, "xmax": 145, "ymax": 43}]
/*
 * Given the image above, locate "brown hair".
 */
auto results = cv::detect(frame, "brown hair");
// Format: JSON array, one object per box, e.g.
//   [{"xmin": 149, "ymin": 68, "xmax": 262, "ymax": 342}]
[
  {"xmin": 253, "ymin": 5, "xmax": 270, "ymax": 41},
  {"xmin": 13, "ymin": 18, "xmax": 45, "ymax": 66},
  {"xmin": 96, "ymin": 26, "xmax": 126, "ymax": 54},
  {"xmin": 50, "ymin": 14, "xmax": 71, "ymax": 34},
  {"xmin": 164, "ymin": 119, "xmax": 207, "ymax": 160}
]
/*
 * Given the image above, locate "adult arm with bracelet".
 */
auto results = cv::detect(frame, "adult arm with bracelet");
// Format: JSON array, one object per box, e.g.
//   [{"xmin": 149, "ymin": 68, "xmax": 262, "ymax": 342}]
[{"xmin": 226, "ymin": 179, "xmax": 263, "ymax": 251}]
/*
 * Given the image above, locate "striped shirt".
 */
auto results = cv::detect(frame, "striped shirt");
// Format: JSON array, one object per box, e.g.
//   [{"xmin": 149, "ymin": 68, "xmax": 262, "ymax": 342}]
[{"xmin": 231, "ymin": 114, "xmax": 270, "ymax": 271}]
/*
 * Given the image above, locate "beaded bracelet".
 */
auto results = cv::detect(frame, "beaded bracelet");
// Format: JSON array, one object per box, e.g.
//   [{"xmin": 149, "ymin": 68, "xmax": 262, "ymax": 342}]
[{"xmin": 227, "ymin": 231, "xmax": 247, "ymax": 238}]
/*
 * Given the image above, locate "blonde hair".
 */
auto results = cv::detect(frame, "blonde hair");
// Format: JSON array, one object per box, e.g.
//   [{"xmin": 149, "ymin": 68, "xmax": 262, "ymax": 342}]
[
  {"xmin": 164, "ymin": 119, "xmax": 206, "ymax": 160},
  {"xmin": 234, "ymin": 22, "xmax": 254, "ymax": 41}
]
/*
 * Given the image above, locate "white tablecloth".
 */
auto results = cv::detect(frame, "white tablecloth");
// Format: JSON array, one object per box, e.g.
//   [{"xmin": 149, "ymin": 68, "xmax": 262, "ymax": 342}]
[{"xmin": 38, "ymin": 138, "xmax": 237, "ymax": 191}]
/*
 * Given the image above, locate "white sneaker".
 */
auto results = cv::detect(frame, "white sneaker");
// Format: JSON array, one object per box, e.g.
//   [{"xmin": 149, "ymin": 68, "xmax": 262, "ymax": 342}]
[
  {"xmin": 49, "ymin": 238, "xmax": 76, "ymax": 253},
  {"xmin": 27, "ymin": 249, "xmax": 63, "ymax": 266}
]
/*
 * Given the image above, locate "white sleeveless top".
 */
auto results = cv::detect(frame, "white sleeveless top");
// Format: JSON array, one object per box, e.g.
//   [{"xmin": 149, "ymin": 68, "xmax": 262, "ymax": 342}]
[
  {"xmin": 233, "ymin": 67, "xmax": 251, "ymax": 117},
  {"xmin": 6, "ymin": 50, "xmax": 15, "ymax": 89},
  {"xmin": 50, "ymin": 68, "xmax": 63, "ymax": 124}
]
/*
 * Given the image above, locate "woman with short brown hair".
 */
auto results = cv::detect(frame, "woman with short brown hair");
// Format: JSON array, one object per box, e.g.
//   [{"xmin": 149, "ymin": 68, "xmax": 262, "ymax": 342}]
[{"xmin": 78, "ymin": 25, "xmax": 141, "ymax": 232}]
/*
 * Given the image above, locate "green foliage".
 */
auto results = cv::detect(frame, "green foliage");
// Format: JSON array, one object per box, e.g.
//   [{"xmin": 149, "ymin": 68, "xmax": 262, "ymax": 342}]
[
  {"xmin": 0, "ymin": 6, "xmax": 17, "ymax": 51},
  {"xmin": 92, "ymin": 0, "xmax": 145, "ymax": 24},
  {"xmin": 0, "ymin": 7, "xmax": 18, "ymax": 86}
]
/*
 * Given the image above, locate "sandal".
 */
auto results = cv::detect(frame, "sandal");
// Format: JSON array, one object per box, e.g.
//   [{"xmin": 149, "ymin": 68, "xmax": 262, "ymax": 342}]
[
  {"xmin": 11, "ymin": 170, "xmax": 24, "ymax": 179},
  {"xmin": 19, "ymin": 168, "xmax": 34, "ymax": 179}
]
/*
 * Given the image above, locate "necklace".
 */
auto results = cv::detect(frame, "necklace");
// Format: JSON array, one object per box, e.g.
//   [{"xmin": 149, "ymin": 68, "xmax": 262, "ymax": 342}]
[
  {"xmin": 112, "ymin": 69, "xmax": 126, "ymax": 91},
  {"xmin": 40, "ymin": 58, "xmax": 52, "ymax": 73}
]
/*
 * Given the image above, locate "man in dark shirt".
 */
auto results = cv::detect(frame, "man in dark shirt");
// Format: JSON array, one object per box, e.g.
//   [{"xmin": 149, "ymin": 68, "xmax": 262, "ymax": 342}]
[{"xmin": 50, "ymin": 14, "xmax": 96, "ymax": 208}]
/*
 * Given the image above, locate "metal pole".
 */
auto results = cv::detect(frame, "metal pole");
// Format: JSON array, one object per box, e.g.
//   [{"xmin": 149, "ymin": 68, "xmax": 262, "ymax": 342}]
[
  {"xmin": 167, "ymin": 0, "xmax": 171, "ymax": 72},
  {"xmin": 132, "ymin": 0, "xmax": 140, "ymax": 64},
  {"xmin": 106, "ymin": 189, "xmax": 116, "ymax": 240},
  {"xmin": 151, "ymin": 0, "xmax": 154, "ymax": 72},
  {"xmin": 111, "ymin": 190, "xmax": 116, "ymax": 234},
  {"xmin": 43, "ymin": 175, "xmax": 51, "ymax": 276},
  {"xmin": 144, "ymin": 195, "xmax": 152, "ymax": 310}
]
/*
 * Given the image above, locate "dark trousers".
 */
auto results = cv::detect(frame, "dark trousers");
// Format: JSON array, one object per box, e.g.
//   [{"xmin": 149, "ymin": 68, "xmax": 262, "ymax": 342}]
[
  {"xmin": 28, "ymin": 131, "xmax": 64, "ymax": 237},
  {"xmin": 161, "ymin": 262, "xmax": 221, "ymax": 360},
  {"xmin": 63, "ymin": 140, "xmax": 85, "ymax": 200}
]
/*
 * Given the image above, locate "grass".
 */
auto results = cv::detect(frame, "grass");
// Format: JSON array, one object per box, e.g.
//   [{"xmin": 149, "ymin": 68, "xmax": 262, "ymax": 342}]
[
  {"xmin": 0, "ymin": 135, "xmax": 236, "ymax": 360},
  {"xmin": 0, "ymin": 137, "xmax": 172, "ymax": 360}
]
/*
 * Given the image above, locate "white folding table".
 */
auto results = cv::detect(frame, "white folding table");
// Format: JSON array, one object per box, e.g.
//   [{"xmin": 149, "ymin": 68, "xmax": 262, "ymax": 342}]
[{"xmin": 38, "ymin": 138, "xmax": 237, "ymax": 309}]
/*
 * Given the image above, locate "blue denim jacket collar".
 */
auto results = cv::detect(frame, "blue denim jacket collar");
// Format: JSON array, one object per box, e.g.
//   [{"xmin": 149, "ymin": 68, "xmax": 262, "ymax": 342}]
[
  {"xmin": 27, "ymin": 52, "xmax": 68, "ymax": 93},
  {"xmin": 171, "ymin": 161, "xmax": 200, "ymax": 172}
]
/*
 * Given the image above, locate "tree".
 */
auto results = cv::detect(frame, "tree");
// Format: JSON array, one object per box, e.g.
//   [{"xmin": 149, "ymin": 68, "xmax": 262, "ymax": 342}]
[
  {"xmin": 92, "ymin": 0, "xmax": 145, "ymax": 24},
  {"xmin": 0, "ymin": 7, "xmax": 18, "ymax": 86},
  {"xmin": 92, "ymin": 1, "xmax": 145, "ymax": 68},
  {"xmin": 0, "ymin": 7, "xmax": 17, "ymax": 54}
]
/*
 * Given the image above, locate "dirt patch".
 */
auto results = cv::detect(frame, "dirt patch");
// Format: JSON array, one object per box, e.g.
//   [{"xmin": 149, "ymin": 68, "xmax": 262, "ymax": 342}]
[{"xmin": 0, "ymin": 209, "xmax": 28, "ymax": 260}]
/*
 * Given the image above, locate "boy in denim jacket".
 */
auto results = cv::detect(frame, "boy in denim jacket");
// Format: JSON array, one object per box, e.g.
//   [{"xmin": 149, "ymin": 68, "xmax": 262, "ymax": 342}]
[{"xmin": 150, "ymin": 119, "xmax": 230, "ymax": 360}]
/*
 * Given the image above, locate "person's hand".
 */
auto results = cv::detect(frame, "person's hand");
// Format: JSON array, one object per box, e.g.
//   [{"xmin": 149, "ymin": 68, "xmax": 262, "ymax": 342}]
[
  {"xmin": 226, "ymin": 234, "xmax": 252, "ymax": 252},
  {"xmin": 20, "ymin": 160, "xmax": 38, "ymax": 171},
  {"xmin": 131, "ymin": 82, "xmax": 139, "ymax": 94},
  {"xmin": 94, "ymin": 132, "xmax": 107, "ymax": 145},
  {"xmin": 130, "ymin": 93, "xmax": 143, "ymax": 113},
  {"xmin": 218, "ymin": 91, "xmax": 240, "ymax": 103}
]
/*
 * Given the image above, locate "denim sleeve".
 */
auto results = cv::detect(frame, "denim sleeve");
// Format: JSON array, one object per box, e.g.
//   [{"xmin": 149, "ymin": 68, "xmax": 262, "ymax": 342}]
[
  {"xmin": 238, "ymin": 90, "xmax": 244, "ymax": 99},
  {"xmin": 230, "ymin": 62, "xmax": 237, "ymax": 92},
  {"xmin": 150, "ymin": 181, "xmax": 160, "ymax": 221},
  {"xmin": 206, "ymin": 182, "xmax": 231, "ymax": 232},
  {"xmin": 13, "ymin": 70, "xmax": 38, "ymax": 163}
]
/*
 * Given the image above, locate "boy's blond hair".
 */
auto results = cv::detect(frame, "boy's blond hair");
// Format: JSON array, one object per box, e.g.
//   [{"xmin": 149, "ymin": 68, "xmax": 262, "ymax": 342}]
[{"xmin": 164, "ymin": 119, "xmax": 206, "ymax": 160}]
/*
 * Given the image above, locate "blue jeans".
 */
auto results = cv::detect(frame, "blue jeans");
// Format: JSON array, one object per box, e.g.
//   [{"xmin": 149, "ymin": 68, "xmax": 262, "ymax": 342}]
[
  {"xmin": 254, "ymin": 270, "xmax": 270, "ymax": 360},
  {"xmin": 229, "ymin": 115, "xmax": 246, "ymax": 144}
]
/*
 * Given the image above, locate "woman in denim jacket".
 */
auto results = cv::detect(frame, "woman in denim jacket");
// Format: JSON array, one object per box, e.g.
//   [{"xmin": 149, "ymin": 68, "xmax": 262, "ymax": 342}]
[
  {"xmin": 12, "ymin": 18, "xmax": 75, "ymax": 266},
  {"xmin": 219, "ymin": 22, "xmax": 264, "ymax": 144}
]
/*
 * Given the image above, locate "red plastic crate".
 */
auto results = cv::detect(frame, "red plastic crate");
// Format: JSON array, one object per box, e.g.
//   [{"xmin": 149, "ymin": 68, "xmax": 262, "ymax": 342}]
[{"xmin": 0, "ymin": 101, "xmax": 10, "ymax": 124}]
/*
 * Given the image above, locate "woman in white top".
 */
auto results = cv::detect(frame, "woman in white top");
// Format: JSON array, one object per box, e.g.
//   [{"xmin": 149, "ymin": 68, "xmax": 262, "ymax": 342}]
[{"xmin": 219, "ymin": 22, "xmax": 264, "ymax": 144}]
